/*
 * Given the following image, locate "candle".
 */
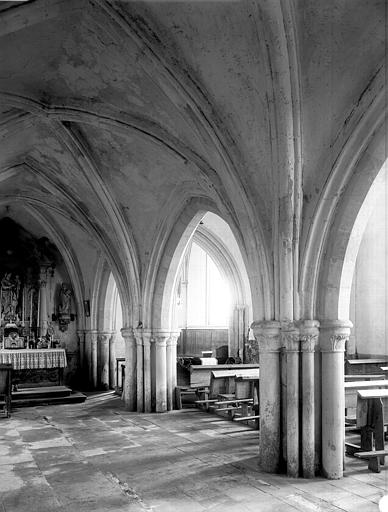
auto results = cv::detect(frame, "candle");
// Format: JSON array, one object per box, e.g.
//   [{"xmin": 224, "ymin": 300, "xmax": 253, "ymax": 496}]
[
  {"xmin": 30, "ymin": 289, "xmax": 33, "ymax": 330},
  {"xmin": 22, "ymin": 286, "xmax": 25, "ymax": 324},
  {"xmin": 37, "ymin": 289, "xmax": 40, "ymax": 329}
]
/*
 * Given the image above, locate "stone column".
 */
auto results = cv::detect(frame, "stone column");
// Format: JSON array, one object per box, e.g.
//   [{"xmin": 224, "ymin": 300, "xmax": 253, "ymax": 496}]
[
  {"xmin": 91, "ymin": 329, "xmax": 98, "ymax": 389},
  {"xmin": 252, "ymin": 320, "xmax": 282, "ymax": 472},
  {"xmin": 98, "ymin": 331, "xmax": 111, "ymax": 391},
  {"xmin": 300, "ymin": 320, "xmax": 319, "ymax": 478},
  {"xmin": 283, "ymin": 325, "xmax": 300, "ymax": 477},
  {"xmin": 121, "ymin": 327, "xmax": 137, "ymax": 411},
  {"xmin": 153, "ymin": 330, "xmax": 169, "ymax": 412},
  {"xmin": 38, "ymin": 267, "xmax": 48, "ymax": 337},
  {"xmin": 109, "ymin": 331, "xmax": 117, "ymax": 389},
  {"xmin": 84, "ymin": 330, "xmax": 93, "ymax": 388},
  {"xmin": 77, "ymin": 329, "xmax": 85, "ymax": 371},
  {"xmin": 167, "ymin": 331, "xmax": 180, "ymax": 410},
  {"xmin": 143, "ymin": 329, "xmax": 152, "ymax": 413},
  {"xmin": 320, "ymin": 320, "xmax": 352, "ymax": 479},
  {"xmin": 134, "ymin": 328, "xmax": 144, "ymax": 412}
]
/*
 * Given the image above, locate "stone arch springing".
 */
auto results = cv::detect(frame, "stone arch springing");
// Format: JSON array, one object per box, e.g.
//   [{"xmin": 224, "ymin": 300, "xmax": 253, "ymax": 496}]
[
  {"xmin": 305, "ymin": 117, "xmax": 387, "ymax": 479},
  {"xmin": 148, "ymin": 197, "xmax": 268, "ymax": 333},
  {"xmin": 171, "ymin": 217, "xmax": 253, "ymax": 360}
]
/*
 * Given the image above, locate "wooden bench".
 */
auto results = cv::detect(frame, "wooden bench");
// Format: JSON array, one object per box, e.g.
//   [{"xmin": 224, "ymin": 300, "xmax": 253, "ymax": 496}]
[
  {"xmin": 232, "ymin": 374, "xmax": 260, "ymax": 426},
  {"xmin": 352, "ymin": 388, "xmax": 388, "ymax": 472},
  {"xmin": 346, "ymin": 358, "xmax": 388, "ymax": 376},
  {"xmin": 345, "ymin": 374, "xmax": 385, "ymax": 381},
  {"xmin": 345, "ymin": 379, "xmax": 388, "ymax": 410},
  {"xmin": 195, "ymin": 368, "xmax": 259, "ymax": 411},
  {"xmin": 189, "ymin": 363, "xmax": 259, "ymax": 388}
]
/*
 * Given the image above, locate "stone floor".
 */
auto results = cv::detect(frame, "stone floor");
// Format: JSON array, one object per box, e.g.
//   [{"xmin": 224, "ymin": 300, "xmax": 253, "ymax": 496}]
[{"xmin": 0, "ymin": 392, "xmax": 387, "ymax": 512}]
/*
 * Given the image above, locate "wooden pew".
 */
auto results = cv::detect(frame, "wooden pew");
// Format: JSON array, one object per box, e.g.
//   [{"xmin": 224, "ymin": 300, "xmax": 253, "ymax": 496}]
[
  {"xmin": 211, "ymin": 370, "xmax": 260, "ymax": 427},
  {"xmin": 353, "ymin": 389, "xmax": 388, "ymax": 472},
  {"xmin": 195, "ymin": 369, "xmax": 259, "ymax": 415},
  {"xmin": 345, "ymin": 379, "xmax": 388, "ymax": 410},
  {"xmin": 232, "ymin": 373, "xmax": 260, "ymax": 427},
  {"xmin": 189, "ymin": 363, "xmax": 260, "ymax": 388},
  {"xmin": 346, "ymin": 358, "xmax": 388, "ymax": 376},
  {"xmin": 345, "ymin": 374, "xmax": 385, "ymax": 381}
]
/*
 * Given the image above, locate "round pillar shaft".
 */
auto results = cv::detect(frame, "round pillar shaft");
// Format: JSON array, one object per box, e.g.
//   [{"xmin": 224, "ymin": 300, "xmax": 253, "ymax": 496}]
[
  {"xmin": 143, "ymin": 330, "xmax": 152, "ymax": 413},
  {"xmin": 135, "ymin": 330, "xmax": 144, "ymax": 412},
  {"xmin": 300, "ymin": 320, "xmax": 319, "ymax": 478},
  {"xmin": 252, "ymin": 321, "xmax": 281, "ymax": 473},
  {"xmin": 166, "ymin": 338, "xmax": 173, "ymax": 411},
  {"xmin": 166, "ymin": 332, "xmax": 179, "ymax": 411},
  {"xmin": 77, "ymin": 329, "xmax": 85, "ymax": 372},
  {"xmin": 154, "ymin": 331, "xmax": 169, "ymax": 412},
  {"xmin": 109, "ymin": 332, "xmax": 116, "ymax": 389},
  {"xmin": 284, "ymin": 328, "xmax": 300, "ymax": 477},
  {"xmin": 320, "ymin": 321, "xmax": 351, "ymax": 479},
  {"xmin": 98, "ymin": 331, "xmax": 111, "ymax": 391},
  {"xmin": 91, "ymin": 330, "xmax": 98, "ymax": 389},
  {"xmin": 121, "ymin": 327, "xmax": 137, "ymax": 411}
]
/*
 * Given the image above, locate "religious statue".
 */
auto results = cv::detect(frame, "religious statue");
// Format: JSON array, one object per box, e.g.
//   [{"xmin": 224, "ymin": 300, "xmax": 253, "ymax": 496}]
[
  {"xmin": 59, "ymin": 283, "xmax": 72, "ymax": 315},
  {"xmin": 1, "ymin": 272, "xmax": 21, "ymax": 322},
  {"xmin": 58, "ymin": 283, "xmax": 72, "ymax": 331}
]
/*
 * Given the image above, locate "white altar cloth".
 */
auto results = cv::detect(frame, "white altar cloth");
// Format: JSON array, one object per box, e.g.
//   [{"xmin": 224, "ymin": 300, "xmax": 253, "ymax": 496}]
[{"xmin": 0, "ymin": 349, "xmax": 67, "ymax": 370}]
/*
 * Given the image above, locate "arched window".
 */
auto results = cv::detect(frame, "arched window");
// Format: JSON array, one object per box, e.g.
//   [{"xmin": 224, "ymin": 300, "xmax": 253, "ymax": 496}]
[{"xmin": 186, "ymin": 242, "xmax": 231, "ymax": 328}]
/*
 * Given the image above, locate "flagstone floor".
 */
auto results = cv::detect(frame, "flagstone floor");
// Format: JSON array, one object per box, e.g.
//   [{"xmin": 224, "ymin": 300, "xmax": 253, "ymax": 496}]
[{"xmin": 0, "ymin": 392, "xmax": 386, "ymax": 511}]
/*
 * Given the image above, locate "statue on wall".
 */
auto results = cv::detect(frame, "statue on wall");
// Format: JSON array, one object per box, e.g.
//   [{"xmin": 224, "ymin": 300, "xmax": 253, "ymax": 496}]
[
  {"xmin": 58, "ymin": 283, "xmax": 72, "ymax": 331},
  {"xmin": 1, "ymin": 272, "xmax": 21, "ymax": 322},
  {"xmin": 59, "ymin": 283, "xmax": 72, "ymax": 315}
]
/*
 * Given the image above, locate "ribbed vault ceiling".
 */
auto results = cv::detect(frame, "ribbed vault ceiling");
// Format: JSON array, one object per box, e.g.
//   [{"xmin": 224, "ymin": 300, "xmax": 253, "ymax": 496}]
[{"xmin": 0, "ymin": 0, "xmax": 386, "ymax": 310}]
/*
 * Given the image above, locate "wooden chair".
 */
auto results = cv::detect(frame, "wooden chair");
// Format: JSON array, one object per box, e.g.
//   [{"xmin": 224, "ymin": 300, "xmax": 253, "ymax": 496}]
[{"xmin": 0, "ymin": 364, "xmax": 12, "ymax": 418}]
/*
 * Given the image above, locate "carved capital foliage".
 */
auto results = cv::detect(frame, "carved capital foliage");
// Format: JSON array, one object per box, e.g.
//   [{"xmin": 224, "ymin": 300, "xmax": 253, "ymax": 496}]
[
  {"xmin": 282, "ymin": 330, "xmax": 300, "ymax": 352},
  {"xmin": 152, "ymin": 329, "xmax": 170, "ymax": 346},
  {"xmin": 121, "ymin": 327, "xmax": 136, "ymax": 343},
  {"xmin": 300, "ymin": 334, "xmax": 318, "ymax": 353},
  {"xmin": 168, "ymin": 330, "xmax": 181, "ymax": 345},
  {"xmin": 299, "ymin": 320, "xmax": 320, "ymax": 353},
  {"xmin": 142, "ymin": 329, "xmax": 152, "ymax": 346},
  {"xmin": 97, "ymin": 332, "xmax": 111, "ymax": 344},
  {"xmin": 329, "ymin": 334, "xmax": 348, "ymax": 352},
  {"xmin": 251, "ymin": 320, "xmax": 281, "ymax": 353},
  {"xmin": 319, "ymin": 320, "xmax": 351, "ymax": 353}
]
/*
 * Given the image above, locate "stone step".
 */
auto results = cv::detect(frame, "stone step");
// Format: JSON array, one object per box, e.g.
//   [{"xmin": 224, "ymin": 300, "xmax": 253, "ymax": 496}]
[
  {"xmin": 12, "ymin": 385, "xmax": 72, "ymax": 400},
  {"xmin": 11, "ymin": 386, "xmax": 87, "ymax": 407}
]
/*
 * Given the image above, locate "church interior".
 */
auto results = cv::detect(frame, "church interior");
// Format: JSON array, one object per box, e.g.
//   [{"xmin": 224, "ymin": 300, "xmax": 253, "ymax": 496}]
[{"xmin": 1, "ymin": 0, "xmax": 388, "ymax": 510}]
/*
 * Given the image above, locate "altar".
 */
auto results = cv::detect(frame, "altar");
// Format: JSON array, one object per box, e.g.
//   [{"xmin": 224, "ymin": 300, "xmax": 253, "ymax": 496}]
[{"xmin": 0, "ymin": 348, "xmax": 67, "ymax": 387}]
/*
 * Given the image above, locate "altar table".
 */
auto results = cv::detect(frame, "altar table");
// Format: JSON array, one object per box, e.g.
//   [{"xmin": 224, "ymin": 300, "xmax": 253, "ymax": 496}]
[
  {"xmin": 0, "ymin": 349, "xmax": 67, "ymax": 370},
  {"xmin": 0, "ymin": 349, "xmax": 67, "ymax": 386}
]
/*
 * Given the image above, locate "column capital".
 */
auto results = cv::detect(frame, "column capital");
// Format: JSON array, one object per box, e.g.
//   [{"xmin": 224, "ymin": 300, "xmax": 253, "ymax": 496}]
[
  {"xmin": 85, "ymin": 329, "xmax": 98, "ymax": 340},
  {"xmin": 319, "ymin": 320, "xmax": 352, "ymax": 353},
  {"xmin": 142, "ymin": 328, "xmax": 152, "ymax": 346},
  {"xmin": 168, "ymin": 330, "xmax": 181, "ymax": 346},
  {"xmin": 282, "ymin": 326, "xmax": 300, "ymax": 352},
  {"xmin": 152, "ymin": 329, "xmax": 171, "ymax": 346},
  {"xmin": 299, "ymin": 320, "xmax": 320, "ymax": 353},
  {"xmin": 251, "ymin": 320, "xmax": 281, "ymax": 352},
  {"xmin": 121, "ymin": 327, "xmax": 135, "ymax": 342},
  {"xmin": 134, "ymin": 328, "xmax": 143, "ymax": 346},
  {"xmin": 97, "ymin": 331, "xmax": 112, "ymax": 342}
]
